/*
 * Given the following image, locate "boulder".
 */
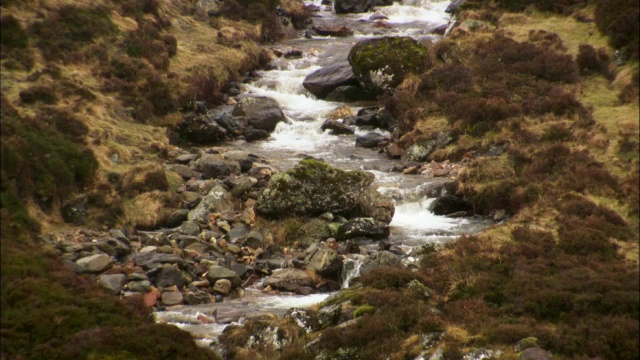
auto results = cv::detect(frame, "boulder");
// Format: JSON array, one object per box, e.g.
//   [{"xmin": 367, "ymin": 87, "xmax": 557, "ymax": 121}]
[
  {"xmin": 214, "ymin": 111, "xmax": 243, "ymax": 136},
  {"xmin": 180, "ymin": 220, "xmax": 201, "ymax": 236},
  {"xmin": 302, "ymin": 62, "xmax": 360, "ymax": 99},
  {"xmin": 177, "ymin": 114, "xmax": 228, "ymax": 144},
  {"xmin": 401, "ymin": 132, "xmax": 452, "ymax": 162},
  {"xmin": 184, "ymin": 290, "xmax": 211, "ymax": 305},
  {"xmin": 196, "ymin": 155, "xmax": 234, "ymax": 179},
  {"xmin": 155, "ymin": 266, "xmax": 186, "ymax": 288},
  {"xmin": 256, "ymin": 159, "xmax": 374, "ymax": 217},
  {"xmin": 336, "ymin": 217, "xmax": 390, "ymax": 240},
  {"xmin": 212, "ymin": 279, "xmax": 233, "ymax": 295},
  {"xmin": 97, "ymin": 274, "xmax": 127, "ymax": 295},
  {"xmin": 311, "ymin": 26, "xmax": 354, "ymax": 37},
  {"xmin": 334, "ymin": 0, "xmax": 393, "ymax": 14},
  {"xmin": 232, "ymin": 96, "xmax": 286, "ymax": 132},
  {"xmin": 76, "ymin": 254, "xmax": 112, "ymax": 273},
  {"xmin": 355, "ymin": 132, "xmax": 386, "ymax": 148},
  {"xmin": 361, "ymin": 250, "xmax": 401, "ymax": 273},
  {"xmin": 428, "ymin": 194, "xmax": 472, "ymax": 216},
  {"xmin": 348, "ymin": 37, "xmax": 429, "ymax": 94},
  {"xmin": 445, "ymin": 0, "xmax": 465, "ymax": 13},
  {"xmin": 321, "ymin": 119, "xmax": 355, "ymax": 135},
  {"xmin": 263, "ymin": 268, "xmax": 314, "ymax": 292},
  {"xmin": 347, "ymin": 188, "xmax": 395, "ymax": 224},
  {"xmin": 207, "ymin": 265, "xmax": 241, "ymax": 288},
  {"xmin": 244, "ymin": 128, "xmax": 271, "ymax": 142},
  {"xmin": 304, "ymin": 243, "xmax": 343, "ymax": 279},
  {"xmin": 520, "ymin": 347, "xmax": 552, "ymax": 360},
  {"xmin": 188, "ymin": 185, "xmax": 234, "ymax": 221},
  {"xmin": 354, "ymin": 106, "xmax": 388, "ymax": 129},
  {"xmin": 325, "ymin": 85, "xmax": 373, "ymax": 102},
  {"xmin": 161, "ymin": 290, "xmax": 183, "ymax": 306}
]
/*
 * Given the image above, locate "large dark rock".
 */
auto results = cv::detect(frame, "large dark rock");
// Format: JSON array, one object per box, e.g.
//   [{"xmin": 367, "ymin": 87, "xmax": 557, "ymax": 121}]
[
  {"xmin": 255, "ymin": 159, "xmax": 375, "ymax": 217},
  {"xmin": 302, "ymin": 62, "xmax": 360, "ymax": 99},
  {"xmin": 428, "ymin": 194, "xmax": 472, "ymax": 215},
  {"xmin": 334, "ymin": 0, "xmax": 393, "ymax": 14},
  {"xmin": 355, "ymin": 132, "xmax": 386, "ymax": 148},
  {"xmin": 311, "ymin": 25, "xmax": 354, "ymax": 37},
  {"xmin": 337, "ymin": 217, "xmax": 390, "ymax": 240},
  {"xmin": 177, "ymin": 114, "xmax": 229, "ymax": 144},
  {"xmin": 348, "ymin": 37, "xmax": 429, "ymax": 94},
  {"xmin": 325, "ymin": 85, "xmax": 373, "ymax": 102},
  {"xmin": 321, "ymin": 119, "xmax": 355, "ymax": 135},
  {"xmin": 154, "ymin": 266, "xmax": 186, "ymax": 288},
  {"xmin": 355, "ymin": 106, "xmax": 388, "ymax": 129},
  {"xmin": 232, "ymin": 96, "xmax": 286, "ymax": 132}
]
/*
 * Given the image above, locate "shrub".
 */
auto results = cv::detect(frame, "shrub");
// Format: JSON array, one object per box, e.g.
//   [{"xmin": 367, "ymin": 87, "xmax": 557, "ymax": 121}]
[
  {"xmin": 595, "ymin": 0, "xmax": 639, "ymax": 59},
  {"xmin": 577, "ymin": 44, "xmax": 611, "ymax": 76},
  {"xmin": 123, "ymin": 20, "xmax": 171, "ymax": 70},
  {"xmin": 30, "ymin": 5, "xmax": 117, "ymax": 62},
  {"xmin": 541, "ymin": 124, "xmax": 573, "ymax": 142},
  {"xmin": 0, "ymin": 15, "xmax": 34, "ymax": 70},
  {"xmin": 19, "ymin": 86, "xmax": 58, "ymax": 104},
  {"xmin": 359, "ymin": 267, "xmax": 426, "ymax": 289}
]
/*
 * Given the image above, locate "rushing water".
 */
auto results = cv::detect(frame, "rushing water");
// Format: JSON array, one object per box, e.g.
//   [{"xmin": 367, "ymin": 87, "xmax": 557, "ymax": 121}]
[{"xmin": 156, "ymin": 0, "xmax": 491, "ymax": 347}]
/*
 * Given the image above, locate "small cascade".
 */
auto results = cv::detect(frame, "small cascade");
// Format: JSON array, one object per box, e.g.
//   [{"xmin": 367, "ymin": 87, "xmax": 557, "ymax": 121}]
[{"xmin": 341, "ymin": 254, "xmax": 366, "ymax": 288}]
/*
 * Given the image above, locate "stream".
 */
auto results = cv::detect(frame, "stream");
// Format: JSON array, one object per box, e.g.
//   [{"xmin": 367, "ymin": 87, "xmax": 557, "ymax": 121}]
[{"xmin": 155, "ymin": 0, "xmax": 490, "ymax": 350}]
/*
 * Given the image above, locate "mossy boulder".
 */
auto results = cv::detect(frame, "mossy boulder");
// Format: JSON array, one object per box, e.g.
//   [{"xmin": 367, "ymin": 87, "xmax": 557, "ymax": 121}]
[
  {"xmin": 348, "ymin": 37, "xmax": 429, "ymax": 94},
  {"xmin": 255, "ymin": 159, "xmax": 376, "ymax": 217}
]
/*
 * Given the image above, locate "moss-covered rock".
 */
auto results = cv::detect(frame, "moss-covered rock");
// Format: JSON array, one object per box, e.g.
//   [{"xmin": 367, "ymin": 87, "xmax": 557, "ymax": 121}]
[
  {"xmin": 348, "ymin": 36, "xmax": 429, "ymax": 94},
  {"xmin": 255, "ymin": 159, "xmax": 376, "ymax": 217}
]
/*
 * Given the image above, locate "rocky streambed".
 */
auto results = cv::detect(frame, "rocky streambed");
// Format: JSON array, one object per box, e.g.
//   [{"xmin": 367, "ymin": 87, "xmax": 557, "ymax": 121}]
[{"xmin": 44, "ymin": 0, "xmax": 498, "ymax": 357}]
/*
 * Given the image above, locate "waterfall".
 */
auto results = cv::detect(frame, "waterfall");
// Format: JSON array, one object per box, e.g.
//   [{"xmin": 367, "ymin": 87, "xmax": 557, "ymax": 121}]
[{"xmin": 341, "ymin": 254, "xmax": 366, "ymax": 288}]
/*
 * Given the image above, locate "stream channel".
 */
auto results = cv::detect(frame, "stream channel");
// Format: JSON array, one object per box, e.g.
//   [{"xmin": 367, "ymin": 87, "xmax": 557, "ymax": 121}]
[{"xmin": 155, "ymin": 0, "xmax": 491, "ymax": 350}]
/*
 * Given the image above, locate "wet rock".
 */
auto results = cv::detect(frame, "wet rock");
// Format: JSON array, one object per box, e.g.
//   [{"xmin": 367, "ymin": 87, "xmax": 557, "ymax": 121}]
[
  {"xmin": 256, "ymin": 159, "xmax": 374, "ymax": 217},
  {"xmin": 304, "ymin": 243, "xmax": 343, "ymax": 279},
  {"xmin": 311, "ymin": 25, "xmax": 354, "ymax": 37},
  {"xmin": 169, "ymin": 164, "xmax": 201, "ymax": 180},
  {"xmin": 263, "ymin": 268, "xmax": 314, "ymax": 293},
  {"xmin": 243, "ymin": 231, "xmax": 264, "ymax": 250},
  {"xmin": 321, "ymin": 119, "xmax": 355, "ymax": 135},
  {"xmin": 303, "ymin": 62, "xmax": 360, "ymax": 99},
  {"xmin": 347, "ymin": 188, "xmax": 395, "ymax": 224},
  {"xmin": 334, "ymin": 0, "xmax": 392, "ymax": 14},
  {"xmin": 429, "ymin": 194, "xmax": 472, "ymax": 216},
  {"xmin": 161, "ymin": 290, "xmax": 183, "ymax": 306},
  {"xmin": 244, "ymin": 128, "xmax": 271, "ymax": 142},
  {"xmin": 230, "ymin": 263, "xmax": 248, "ymax": 279},
  {"xmin": 175, "ymin": 153, "xmax": 198, "ymax": 164},
  {"xmin": 232, "ymin": 96, "xmax": 286, "ymax": 132},
  {"xmin": 177, "ymin": 113, "xmax": 228, "ymax": 144},
  {"xmin": 355, "ymin": 107, "xmax": 388, "ymax": 129},
  {"xmin": 355, "ymin": 132, "xmax": 386, "ymax": 148},
  {"xmin": 349, "ymin": 37, "xmax": 429, "ymax": 94},
  {"xmin": 98, "ymin": 274, "xmax": 127, "ymax": 295},
  {"xmin": 445, "ymin": 0, "xmax": 465, "ymax": 13},
  {"xmin": 325, "ymin": 85, "xmax": 373, "ymax": 102},
  {"xmin": 337, "ymin": 217, "xmax": 390, "ymax": 240},
  {"xmin": 76, "ymin": 254, "xmax": 112, "ymax": 273}
]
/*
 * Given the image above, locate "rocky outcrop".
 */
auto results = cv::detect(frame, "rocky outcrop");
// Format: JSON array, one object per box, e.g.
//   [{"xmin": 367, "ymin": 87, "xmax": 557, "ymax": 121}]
[
  {"xmin": 348, "ymin": 37, "xmax": 429, "ymax": 94},
  {"xmin": 302, "ymin": 62, "xmax": 360, "ymax": 99},
  {"xmin": 255, "ymin": 159, "xmax": 376, "ymax": 217}
]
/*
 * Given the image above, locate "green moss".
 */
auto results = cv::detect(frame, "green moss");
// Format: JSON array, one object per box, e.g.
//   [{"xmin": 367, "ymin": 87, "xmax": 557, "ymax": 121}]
[
  {"xmin": 352, "ymin": 304, "xmax": 377, "ymax": 318},
  {"xmin": 321, "ymin": 289, "xmax": 364, "ymax": 307},
  {"xmin": 348, "ymin": 37, "xmax": 429, "ymax": 93}
]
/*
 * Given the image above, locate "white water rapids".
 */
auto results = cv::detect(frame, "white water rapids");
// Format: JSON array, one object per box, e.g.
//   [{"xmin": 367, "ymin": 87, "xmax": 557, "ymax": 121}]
[{"xmin": 155, "ymin": 0, "xmax": 490, "ymax": 348}]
